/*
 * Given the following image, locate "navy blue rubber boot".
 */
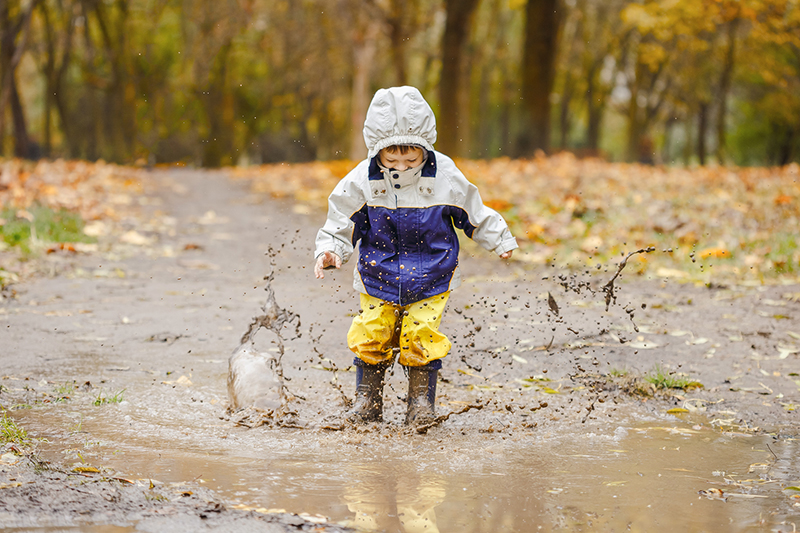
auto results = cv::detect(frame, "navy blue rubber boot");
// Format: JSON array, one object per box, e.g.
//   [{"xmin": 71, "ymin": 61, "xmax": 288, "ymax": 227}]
[
  {"xmin": 404, "ymin": 360, "xmax": 441, "ymax": 426},
  {"xmin": 345, "ymin": 359, "xmax": 387, "ymax": 423}
]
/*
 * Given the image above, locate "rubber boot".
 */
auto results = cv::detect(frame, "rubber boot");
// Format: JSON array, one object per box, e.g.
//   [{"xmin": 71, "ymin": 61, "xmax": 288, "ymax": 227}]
[
  {"xmin": 405, "ymin": 364, "xmax": 439, "ymax": 426},
  {"xmin": 345, "ymin": 361, "xmax": 387, "ymax": 423}
]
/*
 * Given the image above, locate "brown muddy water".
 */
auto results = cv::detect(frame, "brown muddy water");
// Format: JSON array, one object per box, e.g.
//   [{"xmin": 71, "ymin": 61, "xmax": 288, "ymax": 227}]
[{"xmin": 13, "ymin": 372, "xmax": 800, "ymax": 533}]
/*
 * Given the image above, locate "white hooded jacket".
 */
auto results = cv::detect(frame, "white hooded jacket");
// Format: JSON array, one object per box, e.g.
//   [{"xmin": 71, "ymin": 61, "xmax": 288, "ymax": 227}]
[{"xmin": 315, "ymin": 86, "xmax": 518, "ymax": 305}]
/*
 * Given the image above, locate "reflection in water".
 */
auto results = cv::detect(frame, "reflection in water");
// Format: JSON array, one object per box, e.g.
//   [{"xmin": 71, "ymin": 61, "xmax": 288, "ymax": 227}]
[{"xmin": 343, "ymin": 466, "xmax": 445, "ymax": 532}]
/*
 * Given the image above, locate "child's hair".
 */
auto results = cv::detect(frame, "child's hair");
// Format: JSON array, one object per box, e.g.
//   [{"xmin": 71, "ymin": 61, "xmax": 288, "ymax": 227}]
[{"xmin": 382, "ymin": 144, "xmax": 423, "ymax": 155}]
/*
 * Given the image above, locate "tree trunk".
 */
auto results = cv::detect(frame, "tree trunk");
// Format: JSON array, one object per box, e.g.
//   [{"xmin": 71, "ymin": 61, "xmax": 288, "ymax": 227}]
[
  {"xmin": 715, "ymin": 17, "xmax": 739, "ymax": 164},
  {"xmin": 349, "ymin": 23, "xmax": 378, "ymax": 161},
  {"xmin": 586, "ymin": 89, "xmax": 603, "ymax": 153},
  {"xmin": 201, "ymin": 41, "xmax": 234, "ymax": 167},
  {"xmin": 79, "ymin": 0, "xmax": 98, "ymax": 160},
  {"xmin": 661, "ymin": 115, "xmax": 675, "ymax": 164},
  {"xmin": 585, "ymin": 58, "xmax": 606, "ymax": 154},
  {"xmin": 775, "ymin": 125, "xmax": 794, "ymax": 166},
  {"xmin": 559, "ymin": 72, "xmax": 574, "ymax": 149},
  {"xmin": 517, "ymin": 0, "xmax": 560, "ymax": 157},
  {"xmin": 387, "ymin": 0, "xmax": 408, "ymax": 86},
  {"xmin": 9, "ymin": 76, "xmax": 29, "ymax": 157},
  {"xmin": 47, "ymin": 0, "xmax": 76, "ymax": 157},
  {"xmin": 92, "ymin": 0, "xmax": 134, "ymax": 162},
  {"xmin": 0, "ymin": 0, "xmax": 12, "ymax": 156},
  {"xmin": 697, "ymin": 101, "xmax": 708, "ymax": 166},
  {"xmin": 625, "ymin": 62, "xmax": 643, "ymax": 163},
  {"xmin": 0, "ymin": 0, "xmax": 37, "ymax": 158},
  {"xmin": 682, "ymin": 115, "xmax": 693, "ymax": 166},
  {"xmin": 437, "ymin": 0, "xmax": 479, "ymax": 157},
  {"xmin": 41, "ymin": 0, "xmax": 55, "ymax": 157}
]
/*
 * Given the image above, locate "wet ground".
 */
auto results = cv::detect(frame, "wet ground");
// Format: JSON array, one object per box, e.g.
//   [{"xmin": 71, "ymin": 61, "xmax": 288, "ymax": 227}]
[{"xmin": 2, "ymin": 169, "xmax": 800, "ymax": 531}]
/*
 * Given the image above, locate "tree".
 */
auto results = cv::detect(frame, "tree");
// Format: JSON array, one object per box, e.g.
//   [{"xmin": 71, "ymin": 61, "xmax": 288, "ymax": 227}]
[
  {"xmin": 32, "ymin": 0, "xmax": 76, "ymax": 158},
  {"xmin": 437, "ymin": 0, "xmax": 480, "ymax": 157},
  {"xmin": 517, "ymin": 0, "xmax": 560, "ymax": 157},
  {"xmin": 0, "ymin": 0, "xmax": 39, "ymax": 158},
  {"xmin": 735, "ymin": 0, "xmax": 800, "ymax": 165}
]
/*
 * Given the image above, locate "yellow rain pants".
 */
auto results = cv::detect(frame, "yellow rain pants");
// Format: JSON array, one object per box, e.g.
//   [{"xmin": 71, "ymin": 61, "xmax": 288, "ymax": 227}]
[{"xmin": 347, "ymin": 292, "xmax": 451, "ymax": 367}]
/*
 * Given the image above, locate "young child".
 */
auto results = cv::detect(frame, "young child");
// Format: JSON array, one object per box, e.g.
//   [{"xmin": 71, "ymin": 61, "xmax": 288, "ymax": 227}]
[{"xmin": 314, "ymin": 86, "xmax": 517, "ymax": 426}]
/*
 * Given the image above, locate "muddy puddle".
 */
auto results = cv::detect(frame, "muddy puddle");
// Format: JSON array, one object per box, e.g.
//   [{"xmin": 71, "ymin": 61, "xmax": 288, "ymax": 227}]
[
  {"xmin": 6, "ymin": 246, "xmax": 800, "ymax": 531},
  {"xmin": 14, "ymin": 387, "xmax": 800, "ymax": 532}
]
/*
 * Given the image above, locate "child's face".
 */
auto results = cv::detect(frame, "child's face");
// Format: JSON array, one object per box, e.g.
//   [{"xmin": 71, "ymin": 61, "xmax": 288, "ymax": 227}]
[{"xmin": 379, "ymin": 147, "xmax": 424, "ymax": 171}]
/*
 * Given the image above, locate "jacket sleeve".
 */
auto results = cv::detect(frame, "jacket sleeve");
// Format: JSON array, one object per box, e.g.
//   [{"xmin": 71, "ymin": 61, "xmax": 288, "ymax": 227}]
[
  {"xmin": 451, "ymin": 175, "xmax": 518, "ymax": 255},
  {"xmin": 314, "ymin": 172, "xmax": 367, "ymax": 264}
]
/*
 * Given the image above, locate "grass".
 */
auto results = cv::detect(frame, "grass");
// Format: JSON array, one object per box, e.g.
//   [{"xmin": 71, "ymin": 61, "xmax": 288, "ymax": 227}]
[
  {"xmin": 608, "ymin": 368, "xmax": 630, "ymax": 378},
  {"xmin": 644, "ymin": 365, "xmax": 704, "ymax": 391},
  {"xmin": 52, "ymin": 382, "xmax": 76, "ymax": 403},
  {"xmin": 93, "ymin": 389, "xmax": 125, "ymax": 406},
  {"xmin": 0, "ymin": 205, "xmax": 95, "ymax": 254},
  {"xmin": 0, "ymin": 409, "xmax": 28, "ymax": 444},
  {"xmin": 69, "ymin": 414, "xmax": 83, "ymax": 434}
]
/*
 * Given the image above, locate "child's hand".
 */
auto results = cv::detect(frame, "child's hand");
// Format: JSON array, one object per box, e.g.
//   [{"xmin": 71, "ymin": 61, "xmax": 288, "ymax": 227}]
[
  {"xmin": 500, "ymin": 250, "xmax": 513, "ymax": 259},
  {"xmin": 314, "ymin": 251, "xmax": 342, "ymax": 279}
]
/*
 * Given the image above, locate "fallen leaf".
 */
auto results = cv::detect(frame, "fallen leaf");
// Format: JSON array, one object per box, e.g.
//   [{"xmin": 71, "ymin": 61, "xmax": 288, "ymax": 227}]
[
  {"xmin": 0, "ymin": 453, "xmax": 21, "ymax": 465},
  {"xmin": 698, "ymin": 488, "xmax": 727, "ymax": 501},
  {"xmin": 162, "ymin": 375, "xmax": 192, "ymax": 386},
  {"xmin": 73, "ymin": 465, "xmax": 100, "ymax": 473},
  {"xmin": 627, "ymin": 340, "xmax": 659, "ymax": 349},
  {"xmin": 778, "ymin": 346, "xmax": 800, "ymax": 359}
]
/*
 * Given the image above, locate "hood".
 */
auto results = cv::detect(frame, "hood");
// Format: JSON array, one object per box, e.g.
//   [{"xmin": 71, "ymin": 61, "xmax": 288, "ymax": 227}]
[{"xmin": 362, "ymin": 86, "xmax": 437, "ymax": 159}]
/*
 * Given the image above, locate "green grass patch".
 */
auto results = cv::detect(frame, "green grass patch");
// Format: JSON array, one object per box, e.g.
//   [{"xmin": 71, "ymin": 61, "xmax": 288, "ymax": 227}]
[
  {"xmin": 93, "ymin": 389, "xmax": 125, "ymax": 406},
  {"xmin": 52, "ymin": 381, "xmax": 76, "ymax": 403},
  {"xmin": 608, "ymin": 367, "xmax": 630, "ymax": 378},
  {"xmin": 645, "ymin": 365, "xmax": 703, "ymax": 391},
  {"xmin": 1, "ymin": 410, "xmax": 28, "ymax": 444},
  {"xmin": 0, "ymin": 205, "xmax": 95, "ymax": 254}
]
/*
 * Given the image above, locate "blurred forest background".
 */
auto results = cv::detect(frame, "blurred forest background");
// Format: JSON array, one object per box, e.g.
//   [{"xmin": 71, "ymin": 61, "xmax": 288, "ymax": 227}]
[{"xmin": 1, "ymin": 0, "xmax": 799, "ymax": 167}]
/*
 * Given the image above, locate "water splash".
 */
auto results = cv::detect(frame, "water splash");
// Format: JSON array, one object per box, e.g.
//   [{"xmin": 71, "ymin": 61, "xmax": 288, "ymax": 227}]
[{"xmin": 227, "ymin": 271, "xmax": 302, "ymax": 428}]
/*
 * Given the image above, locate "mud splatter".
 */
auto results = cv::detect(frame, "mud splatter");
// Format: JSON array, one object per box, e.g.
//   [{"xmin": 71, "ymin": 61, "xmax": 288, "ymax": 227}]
[
  {"xmin": 310, "ymin": 326, "xmax": 351, "ymax": 408},
  {"xmin": 414, "ymin": 401, "xmax": 487, "ymax": 434},
  {"xmin": 601, "ymin": 247, "xmax": 655, "ymax": 312}
]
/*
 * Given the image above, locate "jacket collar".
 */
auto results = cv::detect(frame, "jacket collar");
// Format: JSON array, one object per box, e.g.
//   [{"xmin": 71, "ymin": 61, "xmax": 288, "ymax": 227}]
[{"xmin": 368, "ymin": 152, "xmax": 437, "ymax": 198}]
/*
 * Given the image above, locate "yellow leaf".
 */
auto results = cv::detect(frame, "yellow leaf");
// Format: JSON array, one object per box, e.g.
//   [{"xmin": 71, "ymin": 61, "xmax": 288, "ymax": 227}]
[
  {"xmin": 698, "ymin": 247, "xmax": 731, "ymax": 259},
  {"xmin": 667, "ymin": 408, "xmax": 690, "ymax": 414}
]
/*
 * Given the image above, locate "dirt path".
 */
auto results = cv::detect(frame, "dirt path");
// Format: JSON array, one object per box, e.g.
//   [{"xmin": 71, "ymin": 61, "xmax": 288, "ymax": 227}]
[{"xmin": 2, "ymin": 168, "xmax": 800, "ymax": 531}]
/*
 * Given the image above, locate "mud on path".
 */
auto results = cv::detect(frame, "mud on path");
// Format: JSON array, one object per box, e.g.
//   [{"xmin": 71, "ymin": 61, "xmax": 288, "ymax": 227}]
[{"xmin": 2, "ymin": 168, "xmax": 800, "ymax": 531}]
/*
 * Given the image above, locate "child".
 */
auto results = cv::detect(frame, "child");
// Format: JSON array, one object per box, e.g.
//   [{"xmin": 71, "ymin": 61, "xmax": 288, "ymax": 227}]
[{"xmin": 314, "ymin": 86, "xmax": 517, "ymax": 426}]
